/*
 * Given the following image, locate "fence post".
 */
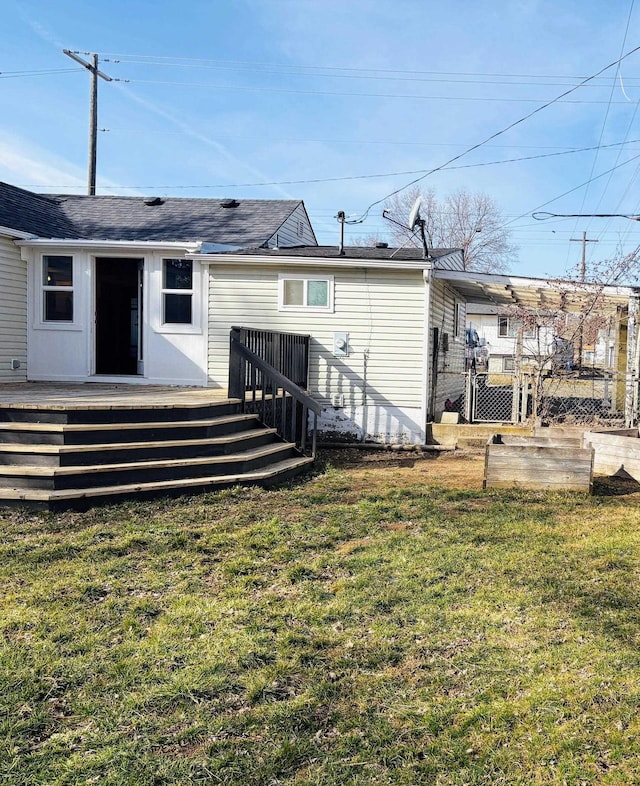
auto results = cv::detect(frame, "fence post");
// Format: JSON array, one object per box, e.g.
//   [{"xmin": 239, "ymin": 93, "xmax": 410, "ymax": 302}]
[
  {"xmin": 228, "ymin": 327, "xmax": 244, "ymax": 400},
  {"xmin": 465, "ymin": 371, "xmax": 474, "ymax": 423}
]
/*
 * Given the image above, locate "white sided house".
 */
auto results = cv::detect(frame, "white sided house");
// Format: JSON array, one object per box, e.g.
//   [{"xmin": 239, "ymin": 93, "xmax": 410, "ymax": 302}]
[
  {"xmin": 0, "ymin": 183, "xmax": 316, "ymax": 387},
  {"xmin": 0, "ymin": 181, "xmax": 466, "ymax": 445},
  {"xmin": 199, "ymin": 245, "xmax": 467, "ymax": 443},
  {"xmin": 4, "ymin": 181, "xmax": 640, "ymax": 449}
]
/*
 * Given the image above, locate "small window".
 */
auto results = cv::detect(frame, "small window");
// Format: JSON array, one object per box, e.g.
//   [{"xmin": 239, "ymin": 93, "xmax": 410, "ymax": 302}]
[
  {"xmin": 498, "ymin": 316, "xmax": 536, "ymax": 339},
  {"xmin": 42, "ymin": 255, "xmax": 73, "ymax": 321},
  {"xmin": 454, "ymin": 302, "xmax": 461, "ymax": 338},
  {"xmin": 279, "ymin": 274, "xmax": 333, "ymax": 311},
  {"xmin": 503, "ymin": 356, "xmax": 515, "ymax": 372},
  {"xmin": 162, "ymin": 259, "xmax": 193, "ymax": 324}
]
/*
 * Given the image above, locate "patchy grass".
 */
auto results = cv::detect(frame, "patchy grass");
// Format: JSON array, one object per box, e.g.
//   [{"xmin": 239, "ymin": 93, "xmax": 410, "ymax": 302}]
[{"xmin": 2, "ymin": 452, "xmax": 640, "ymax": 784}]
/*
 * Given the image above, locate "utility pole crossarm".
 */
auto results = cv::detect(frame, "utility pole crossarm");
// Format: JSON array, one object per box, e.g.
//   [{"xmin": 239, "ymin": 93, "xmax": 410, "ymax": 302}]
[
  {"xmin": 63, "ymin": 50, "xmax": 113, "ymax": 81},
  {"xmin": 63, "ymin": 50, "xmax": 113, "ymax": 195}
]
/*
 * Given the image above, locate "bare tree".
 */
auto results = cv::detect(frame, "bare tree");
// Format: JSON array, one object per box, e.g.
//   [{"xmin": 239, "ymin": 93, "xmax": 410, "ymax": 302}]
[
  {"xmin": 383, "ymin": 186, "xmax": 517, "ymax": 272},
  {"xmin": 497, "ymin": 248, "xmax": 640, "ymax": 425}
]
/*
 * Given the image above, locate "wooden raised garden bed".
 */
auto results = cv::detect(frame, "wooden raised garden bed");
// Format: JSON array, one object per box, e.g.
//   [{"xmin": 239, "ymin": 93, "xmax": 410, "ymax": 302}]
[
  {"xmin": 484, "ymin": 434, "xmax": 594, "ymax": 493},
  {"xmin": 583, "ymin": 428, "xmax": 640, "ymax": 481}
]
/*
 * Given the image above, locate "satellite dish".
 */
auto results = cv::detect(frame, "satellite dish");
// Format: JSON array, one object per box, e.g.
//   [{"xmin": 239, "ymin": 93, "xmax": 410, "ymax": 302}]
[{"xmin": 408, "ymin": 195, "xmax": 423, "ymax": 230}]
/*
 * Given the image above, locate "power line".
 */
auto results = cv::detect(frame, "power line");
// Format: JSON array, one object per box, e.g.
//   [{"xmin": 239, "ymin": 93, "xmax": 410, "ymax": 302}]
[
  {"xmin": 21, "ymin": 138, "xmax": 640, "ymax": 192},
  {"xmin": 352, "ymin": 44, "xmax": 640, "ymax": 224},
  {"xmin": 96, "ymin": 56, "xmax": 640, "ymax": 89},
  {"xmin": 110, "ymin": 76, "xmax": 638, "ymax": 105},
  {"xmin": 0, "ymin": 68, "xmax": 80, "ymax": 78},
  {"xmin": 92, "ymin": 51, "xmax": 640, "ymax": 82}
]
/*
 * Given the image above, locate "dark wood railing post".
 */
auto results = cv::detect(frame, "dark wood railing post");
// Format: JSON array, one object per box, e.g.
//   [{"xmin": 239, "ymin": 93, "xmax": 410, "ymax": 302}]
[{"xmin": 228, "ymin": 330, "xmax": 321, "ymax": 458}]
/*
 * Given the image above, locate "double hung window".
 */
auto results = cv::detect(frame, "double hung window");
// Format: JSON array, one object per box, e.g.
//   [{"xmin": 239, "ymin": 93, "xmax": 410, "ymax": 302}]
[
  {"xmin": 162, "ymin": 259, "xmax": 193, "ymax": 324},
  {"xmin": 42, "ymin": 255, "xmax": 73, "ymax": 322}
]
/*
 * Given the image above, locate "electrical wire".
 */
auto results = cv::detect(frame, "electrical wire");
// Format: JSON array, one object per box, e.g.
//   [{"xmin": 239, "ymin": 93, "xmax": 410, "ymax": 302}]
[
  {"xmin": 92, "ymin": 51, "xmax": 640, "ymax": 83},
  {"xmin": 568, "ymin": 0, "xmax": 636, "ymax": 271},
  {"xmin": 350, "ymin": 44, "xmax": 640, "ymax": 224},
  {"xmin": 22, "ymin": 138, "xmax": 640, "ymax": 192},
  {"xmin": 110, "ymin": 76, "xmax": 639, "ymax": 105},
  {"xmin": 0, "ymin": 68, "xmax": 80, "ymax": 78},
  {"xmin": 97, "ymin": 56, "xmax": 640, "ymax": 89}
]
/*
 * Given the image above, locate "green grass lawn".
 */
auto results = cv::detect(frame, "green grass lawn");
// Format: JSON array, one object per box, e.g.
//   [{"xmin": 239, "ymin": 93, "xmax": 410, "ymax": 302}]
[{"xmin": 3, "ymin": 452, "xmax": 640, "ymax": 785}]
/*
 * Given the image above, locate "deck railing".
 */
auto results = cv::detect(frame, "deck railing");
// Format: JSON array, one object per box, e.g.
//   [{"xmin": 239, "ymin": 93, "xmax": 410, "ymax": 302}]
[
  {"xmin": 229, "ymin": 328, "xmax": 320, "ymax": 456},
  {"xmin": 230, "ymin": 326, "xmax": 310, "ymax": 388}
]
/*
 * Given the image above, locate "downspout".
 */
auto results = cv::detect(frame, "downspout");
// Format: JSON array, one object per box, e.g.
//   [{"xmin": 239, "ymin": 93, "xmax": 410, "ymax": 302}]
[{"xmin": 421, "ymin": 267, "xmax": 433, "ymax": 444}]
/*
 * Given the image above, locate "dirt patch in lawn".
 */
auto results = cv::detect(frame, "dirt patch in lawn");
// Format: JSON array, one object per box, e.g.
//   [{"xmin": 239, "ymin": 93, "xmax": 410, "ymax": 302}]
[{"xmin": 318, "ymin": 448, "xmax": 485, "ymax": 491}]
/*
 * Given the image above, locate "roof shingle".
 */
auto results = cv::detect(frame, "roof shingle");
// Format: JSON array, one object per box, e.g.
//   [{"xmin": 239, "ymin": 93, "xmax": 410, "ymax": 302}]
[{"xmin": 0, "ymin": 182, "xmax": 305, "ymax": 247}]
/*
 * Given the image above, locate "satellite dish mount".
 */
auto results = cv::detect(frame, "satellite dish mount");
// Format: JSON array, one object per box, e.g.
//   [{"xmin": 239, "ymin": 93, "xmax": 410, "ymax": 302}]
[
  {"xmin": 382, "ymin": 195, "xmax": 431, "ymax": 259},
  {"xmin": 408, "ymin": 195, "xmax": 430, "ymax": 259}
]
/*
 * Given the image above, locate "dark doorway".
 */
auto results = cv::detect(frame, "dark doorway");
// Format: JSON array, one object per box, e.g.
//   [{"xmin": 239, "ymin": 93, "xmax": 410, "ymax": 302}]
[{"xmin": 95, "ymin": 258, "xmax": 142, "ymax": 375}]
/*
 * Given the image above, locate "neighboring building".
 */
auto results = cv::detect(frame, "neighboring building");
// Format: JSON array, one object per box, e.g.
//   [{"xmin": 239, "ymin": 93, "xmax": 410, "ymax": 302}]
[{"xmin": 466, "ymin": 303, "xmax": 556, "ymax": 374}]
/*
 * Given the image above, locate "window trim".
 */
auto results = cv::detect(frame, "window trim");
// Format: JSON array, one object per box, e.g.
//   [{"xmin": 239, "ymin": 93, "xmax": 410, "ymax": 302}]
[
  {"xmin": 498, "ymin": 315, "xmax": 536, "ymax": 339},
  {"xmin": 161, "ymin": 258, "xmax": 194, "ymax": 326},
  {"xmin": 40, "ymin": 254, "xmax": 76, "ymax": 326},
  {"xmin": 278, "ymin": 273, "xmax": 334, "ymax": 313}
]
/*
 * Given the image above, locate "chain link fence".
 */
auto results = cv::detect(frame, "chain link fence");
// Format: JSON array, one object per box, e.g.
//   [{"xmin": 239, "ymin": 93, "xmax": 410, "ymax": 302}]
[{"xmin": 437, "ymin": 369, "xmax": 635, "ymax": 427}]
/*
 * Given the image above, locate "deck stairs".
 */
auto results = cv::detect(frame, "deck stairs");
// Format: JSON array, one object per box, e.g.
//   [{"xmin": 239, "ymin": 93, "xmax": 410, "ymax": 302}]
[{"xmin": 0, "ymin": 397, "xmax": 313, "ymax": 509}]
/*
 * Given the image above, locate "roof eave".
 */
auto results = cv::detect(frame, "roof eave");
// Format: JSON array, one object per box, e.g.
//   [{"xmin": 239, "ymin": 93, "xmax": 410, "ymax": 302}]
[{"xmin": 15, "ymin": 238, "xmax": 203, "ymax": 252}]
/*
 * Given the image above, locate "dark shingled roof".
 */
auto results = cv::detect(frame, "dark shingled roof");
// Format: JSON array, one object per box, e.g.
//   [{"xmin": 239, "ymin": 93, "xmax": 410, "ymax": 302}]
[
  {"xmin": 0, "ymin": 182, "xmax": 305, "ymax": 246},
  {"xmin": 216, "ymin": 245, "xmax": 461, "ymax": 261},
  {"xmin": 0, "ymin": 182, "xmax": 76, "ymax": 237}
]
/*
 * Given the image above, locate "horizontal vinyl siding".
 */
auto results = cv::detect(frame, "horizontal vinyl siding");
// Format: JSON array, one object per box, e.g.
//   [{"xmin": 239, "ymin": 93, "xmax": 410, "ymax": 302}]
[
  {"xmin": 267, "ymin": 203, "xmax": 317, "ymax": 247},
  {"xmin": 0, "ymin": 236, "xmax": 27, "ymax": 381},
  {"xmin": 430, "ymin": 278, "xmax": 466, "ymax": 413},
  {"xmin": 208, "ymin": 266, "xmax": 425, "ymax": 408}
]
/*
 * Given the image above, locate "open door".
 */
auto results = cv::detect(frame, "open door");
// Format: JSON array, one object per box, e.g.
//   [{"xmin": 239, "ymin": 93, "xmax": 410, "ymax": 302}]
[{"xmin": 95, "ymin": 257, "xmax": 143, "ymax": 376}]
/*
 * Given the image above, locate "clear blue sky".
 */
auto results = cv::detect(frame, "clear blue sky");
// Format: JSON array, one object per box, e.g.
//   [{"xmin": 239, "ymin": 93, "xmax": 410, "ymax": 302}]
[{"xmin": 2, "ymin": 0, "xmax": 640, "ymax": 279}]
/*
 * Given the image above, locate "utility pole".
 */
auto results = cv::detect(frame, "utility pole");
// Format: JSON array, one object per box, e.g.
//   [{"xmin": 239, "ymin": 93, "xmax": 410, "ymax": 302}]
[
  {"xmin": 570, "ymin": 231, "xmax": 599, "ymax": 371},
  {"xmin": 63, "ymin": 50, "xmax": 113, "ymax": 195},
  {"xmin": 570, "ymin": 231, "xmax": 598, "ymax": 283}
]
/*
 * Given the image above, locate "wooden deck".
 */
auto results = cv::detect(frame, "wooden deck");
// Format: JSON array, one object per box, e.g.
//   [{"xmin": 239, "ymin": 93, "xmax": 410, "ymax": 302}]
[
  {"xmin": 0, "ymin": 383, "xmax": 233, "ymax": 410},
  {"xmin": 0, "ymin": 383, "xmax": 313, "ymax": 509}
]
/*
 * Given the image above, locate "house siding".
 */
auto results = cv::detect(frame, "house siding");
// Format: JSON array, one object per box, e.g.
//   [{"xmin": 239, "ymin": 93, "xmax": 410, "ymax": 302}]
[
  {"xmin": 208, "ymin": 264, "xmax": 427, "ymax": 442},
  {"xmin": 0, "ymin": 235, "xmax": 27, "ymax": 382},
  {"xmin": 429, "ymin": 278, "xmax": 466, "ymax": 416},
  {"xmin": 266, "ymin": 203, "xmax": 317, "ymax": 247}
]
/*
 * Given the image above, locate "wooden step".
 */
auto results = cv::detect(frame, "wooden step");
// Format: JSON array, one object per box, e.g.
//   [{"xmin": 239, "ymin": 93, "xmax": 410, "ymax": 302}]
[
  {"xmin": 0, "ymin": 427, "xmax": 279, "ymax": 467},
  {"xmin": 0, "ymin": 442, "xmax": 297, "ymax": 489},
  {"xmin": 0, "ymin": 455, "xmax": 314, "ymax": 510},
  {"xmin": 0, "ymin": 413, "xmax": 262, "ymax": 445},
  {"xmin": 0, "ymin": 399, "xmax": 242, "ymax": 425}
]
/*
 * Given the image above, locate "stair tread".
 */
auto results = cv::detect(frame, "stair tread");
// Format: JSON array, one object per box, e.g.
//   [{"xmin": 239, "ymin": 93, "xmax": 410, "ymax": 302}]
[
  {"xmin": 0, "ymin": 442, "xmax": 293, "ymax": 476},
  {"xmin": 0, "ymin": 413, "xmax": 259, "ymax": 433},
  {"xmin": 0, "ymin": 456, "xmax": 313, "ymax": 501},
  {"xmin": 0, "ymin": 427, "xmax": 276, "ymax": 454},
  {"xmin": 0, "ymin": 397, "xmax": 242, "ymax": 412}
]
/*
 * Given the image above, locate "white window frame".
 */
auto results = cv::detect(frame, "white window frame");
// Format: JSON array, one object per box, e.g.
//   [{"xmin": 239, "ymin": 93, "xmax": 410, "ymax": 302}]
[
  {"xmin": 39, "ymin": 254, "xmax": 76, "ymax": 328},
  {"xmin": 278, "ymin": 273, "xmax": 334, "ymax": 313},
  {"xmin": 161, "ymin": 258, "xmax": 194, "ymax": 327},
  {"xmin": 498, "ymin": 316, "xmax": 536, "ymax": 339},
  {"xmin": 502, "ymin": 356, "xmax": 516, "ymax": 372},
  {"xmin": 454, "ymin": 302, "xmax": 462, "ymax": 339}
]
